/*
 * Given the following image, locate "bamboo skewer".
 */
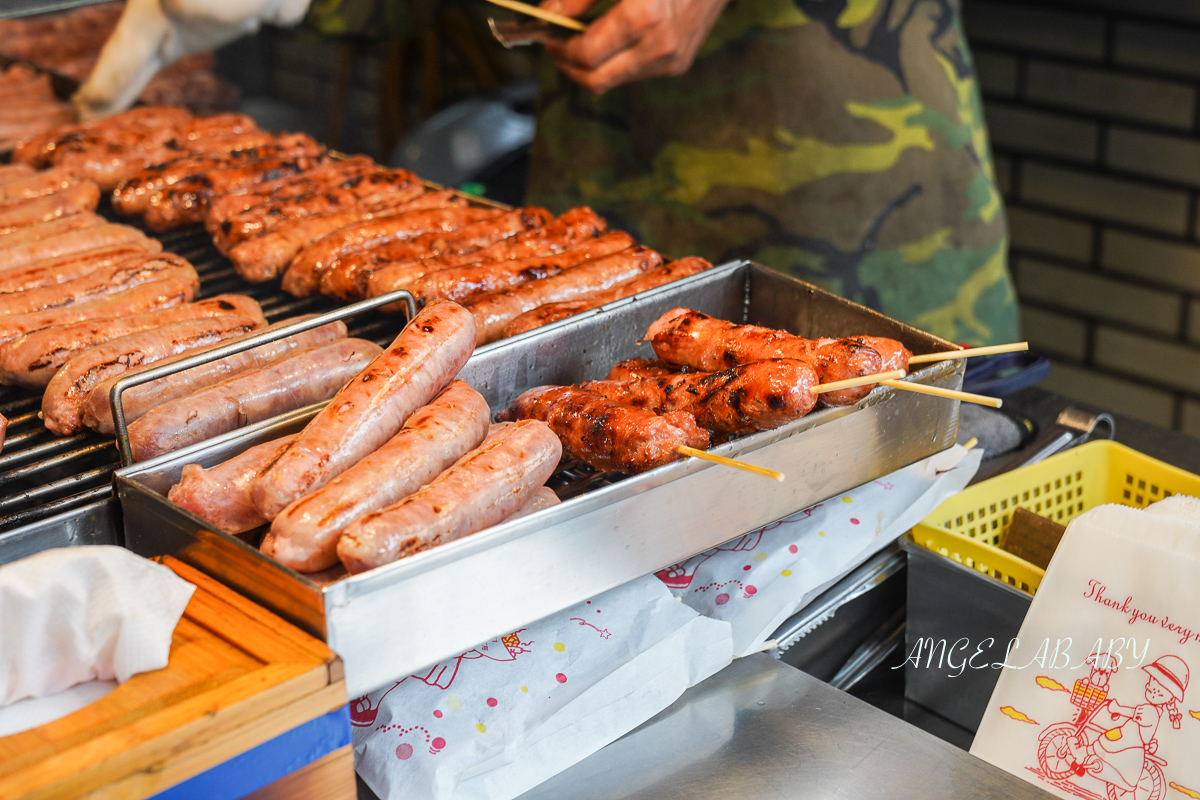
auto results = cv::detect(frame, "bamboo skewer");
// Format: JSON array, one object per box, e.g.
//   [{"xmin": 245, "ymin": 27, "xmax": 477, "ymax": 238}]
[
  {"xmin": 880, "ymin": 379, "xmax": 1003, "ymax": 408},
  {"xmin": 484, "ymin": 0, "xmax": 587, "ymax": 30},
  {"xmin": 810, "ymin": 368, "xmax": 906, "ymax": 394},
  {"xmin": 677, "ymin": 446, "xmax": 784, "ymax": 482},
  {"xmin": 908, "ymin": 342, "xmax": 1028, "ymax": 365}
]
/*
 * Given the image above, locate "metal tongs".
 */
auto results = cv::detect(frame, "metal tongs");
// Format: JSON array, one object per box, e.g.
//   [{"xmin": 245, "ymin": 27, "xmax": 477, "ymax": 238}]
[{"xmin": 996, "ymin": 406, "xmax": 1116, "ymax": 474}]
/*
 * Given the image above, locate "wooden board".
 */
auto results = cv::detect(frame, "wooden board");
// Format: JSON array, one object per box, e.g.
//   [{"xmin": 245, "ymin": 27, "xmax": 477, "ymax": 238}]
[{"xmin": 0, "ymin": 557, "xmax": 350, "ymax": 800}]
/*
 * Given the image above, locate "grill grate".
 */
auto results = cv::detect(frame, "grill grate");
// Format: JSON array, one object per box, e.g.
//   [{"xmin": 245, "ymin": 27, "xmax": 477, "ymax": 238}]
[{"xmin": 0, "ymin": 221, "xmax": 407, "ymax": 532}]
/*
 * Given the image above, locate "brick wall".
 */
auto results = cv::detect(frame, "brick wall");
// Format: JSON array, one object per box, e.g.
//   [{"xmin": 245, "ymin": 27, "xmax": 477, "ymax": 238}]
[{"xmin": 963, "ymin": 0, "xmax": 1200, "ymax": 434}]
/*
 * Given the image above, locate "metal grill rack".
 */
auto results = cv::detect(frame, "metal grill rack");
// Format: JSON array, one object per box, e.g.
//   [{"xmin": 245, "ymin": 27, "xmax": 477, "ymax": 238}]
[{"xmin": 0, "ymin": 221, "xmax": 407, "ymax": 532}]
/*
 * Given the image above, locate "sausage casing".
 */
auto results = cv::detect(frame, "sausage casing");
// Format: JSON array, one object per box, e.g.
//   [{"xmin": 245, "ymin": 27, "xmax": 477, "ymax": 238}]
[
  {"xmin": 336, "ymin": 419, "xmax": 562, "ymax": 574},
  {"xmin": 0, "ymin": 242, "xmax": 162, "ymax": 297},
  {"xmin": 42, "ymin": 314, "xmax": 261, "ymax": 436},
  {"xmin": 0, "ymin": 223, "xmax": 152, "ymax": 274},
  {"xmin": 266, "ymin": 379, "xmax": 491, "ymax": 572},
  {"xmin": 128, "ymin": 338, "xmax": 383, "ymax": 462},
  {"xmin": 252, "ymin": 301, "xmax": 477, "ymax": 519},
  {"xmin": 168, "ymin": 435, "xmax": 298, "ymax": 536},
  {"xmin": 0, "ymin": 294, "xmax": 264, "ymax": 389},
  {"xmin": 83, "ymin": 315, "xmax": 346, "ymax": 434}
]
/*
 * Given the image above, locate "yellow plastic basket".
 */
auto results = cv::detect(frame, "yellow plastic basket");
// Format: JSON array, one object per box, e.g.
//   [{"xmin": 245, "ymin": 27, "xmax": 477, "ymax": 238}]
[{"xmin": 909, "ymin": 440, "xmax": 1200, "ymax": 596}]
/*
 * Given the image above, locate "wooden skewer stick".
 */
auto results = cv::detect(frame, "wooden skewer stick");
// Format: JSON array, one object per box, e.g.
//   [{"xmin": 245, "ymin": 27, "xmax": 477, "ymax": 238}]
[
  {"xmin": 880, "ymin": 380, "xmax": 1003, "ymax": 408},
  {"xmin": 963, "ymin": 437, "xmax": 979, "ymax": 451},
  {"xmin": 810, "ymin": 369, "xmax": 906, "ymax": 395},
  {"xmin": 484, "ymin": 0, "xmax": 587, "ymax": 30},
  {"xmin": 677, "ymin": 445, "xmax": 784, "ymax": 482},
  {"xmin": 908, "ymin": 342, "xmax": 1029, "ymax": 365}
]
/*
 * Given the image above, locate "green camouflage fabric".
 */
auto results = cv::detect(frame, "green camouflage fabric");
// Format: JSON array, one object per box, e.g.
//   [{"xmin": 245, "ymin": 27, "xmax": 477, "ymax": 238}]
[{"xmin": 525, "ymin": 0, "xmax": 1018, "ymax": 346}]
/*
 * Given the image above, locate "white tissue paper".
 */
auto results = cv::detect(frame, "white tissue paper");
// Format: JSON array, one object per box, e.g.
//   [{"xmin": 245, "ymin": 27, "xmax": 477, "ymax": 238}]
[
  {"xmin": 352, "ymin": 575, "xmax": 732, "ymax": 800},
  {"xmin": 0, "ymin": 546, "xmax": 195, "ymax": 733},
  {"xmin": 657, "ymin": 444, "xmax": 982, "ymax": 655}
]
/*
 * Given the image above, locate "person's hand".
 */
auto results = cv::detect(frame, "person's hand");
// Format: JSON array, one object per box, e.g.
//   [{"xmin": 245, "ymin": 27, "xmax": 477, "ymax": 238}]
[
  {"xmin": 74, "ymin": 0, "xmax": 311, "ymax": 119},
  {"xmin": 542, "ymin": 0, "xmax": 730, "ymax": 95}
]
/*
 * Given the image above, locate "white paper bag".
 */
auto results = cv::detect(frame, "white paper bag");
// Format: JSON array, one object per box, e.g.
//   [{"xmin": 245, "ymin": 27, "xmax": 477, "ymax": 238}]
[
  {"xmin": 971, "ymin": 502, "xmax": 1200, "ymax": 800},
  {"xmin": 658, "ymin": 445, "xmax": 982, "ymax": 655},
  {"xmin": 352, "ymin": 576, "xmax": 732, "ymax": 800}
]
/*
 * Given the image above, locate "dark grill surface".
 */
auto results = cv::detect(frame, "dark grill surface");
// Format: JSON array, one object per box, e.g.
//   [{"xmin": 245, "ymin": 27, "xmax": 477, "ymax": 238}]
[{"xmin": 0, "ymin": 220, "xmax": 408, "ymax": 532}]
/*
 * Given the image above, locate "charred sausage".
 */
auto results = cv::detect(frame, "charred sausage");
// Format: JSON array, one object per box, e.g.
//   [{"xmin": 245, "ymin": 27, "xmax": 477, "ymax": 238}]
[
  {"xmin": 42, "ymin": 314, "xmax": 261, "ymax": 436},
  {"xmin": 0, "ymin": 252, "xmax": 195, "ymax": 318},
  {"xmin": 645, "ymin": 308, "xmax": 889, "ymax": 406},
  {"xmin": 0, "ymin": 294, "xmax": 264, "ymax": 389},
  {"xmin": 467, "ymin": 246, "xmax": 663, "ymax": 345},
  {"xmin": 498, "ymin": 385, "xmax": 710, "ymax": 474}
]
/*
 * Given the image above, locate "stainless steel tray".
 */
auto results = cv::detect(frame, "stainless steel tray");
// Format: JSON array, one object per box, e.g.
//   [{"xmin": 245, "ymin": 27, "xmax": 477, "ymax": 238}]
[{"xmin": 117, "ymin": 260, "xmax": 964, "ymax": 696}]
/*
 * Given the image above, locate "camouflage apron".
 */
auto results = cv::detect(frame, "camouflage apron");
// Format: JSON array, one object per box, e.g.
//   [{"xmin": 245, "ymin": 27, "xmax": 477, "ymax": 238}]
[{"xmin": 525, "ymin": 0, "xmax": 1018, "ymax": 346}]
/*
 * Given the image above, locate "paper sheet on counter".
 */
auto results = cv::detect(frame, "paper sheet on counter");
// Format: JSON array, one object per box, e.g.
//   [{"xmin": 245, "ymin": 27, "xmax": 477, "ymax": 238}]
[
  {"xmin": 657, "ymin": 444, "xmax": 982, "ymax": 655},
  {"xmin": 0, "ymin": 546, "xmax": 194, "ymax": 736},
  {"xmin": 352, "ymin": 576, "xmax": 732, "ymax": 800}
]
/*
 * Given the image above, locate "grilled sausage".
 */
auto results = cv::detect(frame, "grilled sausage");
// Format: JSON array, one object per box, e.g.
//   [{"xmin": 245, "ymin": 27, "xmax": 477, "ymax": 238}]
[
  {"xmin": 0, "ymin": 412, "xmax": 6, "ymax": 454},
  {"xmin": 252, "ymin": 301, "xmax": 476, "ymax": 520},
  {"xmin": 42, "ymin": 314, "xmax": 262, "ymax": 436},
  {"xmin": 320, "ymin": 207, "xmax": 555, "ymax": 301},
  {"xmin": 0, "ymin": 274, "xmax": 199, "ymax": 345},
  {"xmin": 468, "ymin": 246, "xmax": 664, "ymax": 345},
  {"xmin": 581, "ymin": 359, "xmax": 819, "ymax": 435},
  {"xmin": 501, "ymin": 257, "xmax": 713, "ymax": 338},
  {"xmin": 280, "ymin": 197, "xmax": 486, "ymax": 297},
  {"xmin": 0, "ymin": 166, "xmax": 78, "ymax": 205},
  {"xmin": 0, "ymin": 211, "xmax": 105, "ymax": 248},
  {"xmin": 265, "ymin": 379, "xmax": 491, "ymax": 572},
  {"xmin": 645, "ymin": 308, "xmax": 889, "ymax": 406},
  {"xmin": 337, "ymin": 419, "xmax": 562, "ymax": 574},
  {"xmin": 0, "ymin": 223, "xmax": 152, "ymax": 274},
  {"xmin": 0, "ymin": 164, "xmax": 35, "ymax": 185},
  {"xmin": 144, "ymin": 152, "xmax": 331, "ymax": 230},
  {"xmin": 854, "ymin": 336, "xmax": 913, "ymax": 372},
  {"xmin": 0, "ymin": 294, "xmax": 264, "ymax": 389},
  {"xmin": 203, "ymin": 156, "xmax": 379, "ymax": 228},
  {"xmin": 606, "ymin": 358, "xmax": 679, "ymax": 380},
  {"xmin": 367, "ymin": 206, "xmax": 607, "ymax": 297},
  {"xmin": 168, "ymin": 434, "xmax": 298, "ymax": 536},
  {"xmin": 0, "ymin": 252, "xmax": 195, "ymax": 319},
  {"xmin": 111, "ymin": 133, "xmax": 323, "ymax": 215},
  {"xmin": 128, "ymin": 338, "xmax": 383, "ymax": 462},
  {"xmin": 507, "ymin": 486, "xmax": 561, "ymax": 521},
  {"xmin": 0, "ymin": 181, "xmax": 101, "ymax": 229},
  {"xmin": 408, "ymin": 231, "xmax": 636, "ymax": 307},
  {"xmin": 83, "ymin": 316, "xmax": 347, "ymax": 434},
  {"xmin": 499, "ymin": 385, "xmax": 710, "ymax": 474},
  {"xmin": 227, "ymin": 197, "xmax": 426, "ymax": 284},
  {"xmin": 0, "ymin": 242, "xmax": 162, "ymax": 297},
  {"xmin": 13, "ymin": 106, "xmax": 193, "ymax": 166},
  {"xmin": 212, "ymin": 168, "xmax": 423, "ymax": 251}
]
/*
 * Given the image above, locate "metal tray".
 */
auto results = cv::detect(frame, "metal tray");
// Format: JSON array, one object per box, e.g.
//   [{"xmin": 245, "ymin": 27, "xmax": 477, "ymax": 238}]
[{"xmin": 117, "ymin": 260, "xmax": 965, "ymax": 695}]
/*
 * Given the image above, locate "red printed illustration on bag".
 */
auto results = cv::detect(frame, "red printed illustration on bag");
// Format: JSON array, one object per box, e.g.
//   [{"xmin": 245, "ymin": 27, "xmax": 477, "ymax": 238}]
[
  {"xmin": 349, "ymin": 630, "xmax": 535, "ymax": 727},
  {"xmin": 1020, "ymin": 650, "xmax": 1191, "ymax": 800}
]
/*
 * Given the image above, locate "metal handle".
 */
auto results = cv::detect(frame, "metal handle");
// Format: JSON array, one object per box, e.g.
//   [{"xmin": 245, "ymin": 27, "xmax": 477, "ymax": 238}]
[
  {"xmin": 110, "ymin": 290, "xmax": 417, "ymax": 466},
  {"xmin": 994, "ymin": 406, "xmax": 1116, "ymax": 476}
]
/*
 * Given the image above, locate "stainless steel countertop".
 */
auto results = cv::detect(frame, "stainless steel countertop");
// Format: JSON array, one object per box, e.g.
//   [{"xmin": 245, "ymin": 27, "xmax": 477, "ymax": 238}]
[{"xmin": 515, "ymin": 655, "xmax": 1053, "ymax": 800}]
